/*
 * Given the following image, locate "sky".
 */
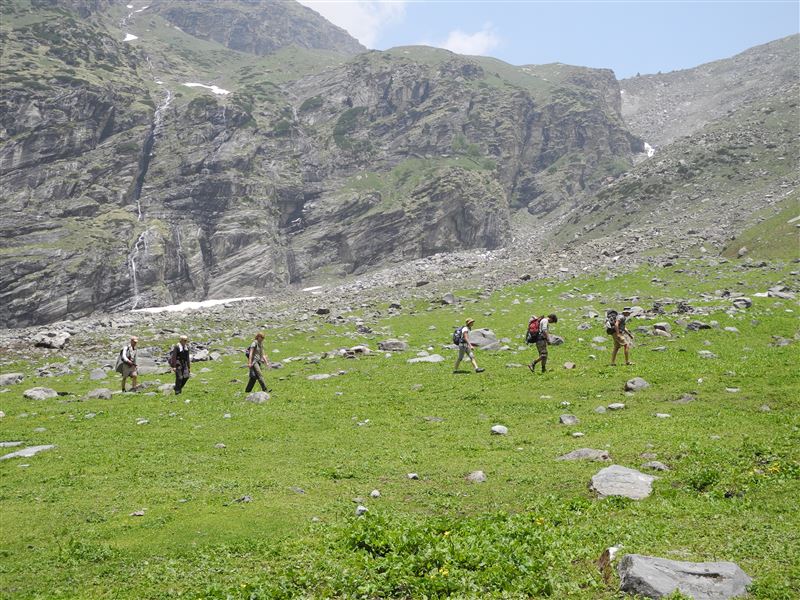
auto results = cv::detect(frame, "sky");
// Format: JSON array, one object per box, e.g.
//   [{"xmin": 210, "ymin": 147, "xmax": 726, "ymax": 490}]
[{"xmin": 297, "ymin": 1, "xmax": 799, "ymax": 79}]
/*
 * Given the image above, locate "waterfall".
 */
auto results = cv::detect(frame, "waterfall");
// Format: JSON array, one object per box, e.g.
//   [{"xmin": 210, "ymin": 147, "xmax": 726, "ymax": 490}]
[{"xmin": 128, "ymin": 229, "xmax": 149, "ymax": 309}]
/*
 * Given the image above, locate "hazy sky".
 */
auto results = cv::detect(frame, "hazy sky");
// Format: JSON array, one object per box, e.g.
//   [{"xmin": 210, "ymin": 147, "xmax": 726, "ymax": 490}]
[{"xmin": 298, "ymin": 1, "xmax": 799, "ymax": 79}]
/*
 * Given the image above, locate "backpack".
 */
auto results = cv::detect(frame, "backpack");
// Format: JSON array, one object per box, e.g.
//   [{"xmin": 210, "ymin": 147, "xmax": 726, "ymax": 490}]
[
  {"xmin": 526, "ymin": 317, "xmax": 543, "ymax": 344},
  {"xmin": 605, "ymin": 310, "xmax": 619, "ymax": 335},
  {"xmin": 114, "ymin": 348, "xmax": 124, "ymax": 373},
  {"xmin": 452, "ymin": 326, "xmax": 464, "ymax": 345},
  {"xmin": 168, "ymin": 346, "xmax": 178, "ymax": 368}
]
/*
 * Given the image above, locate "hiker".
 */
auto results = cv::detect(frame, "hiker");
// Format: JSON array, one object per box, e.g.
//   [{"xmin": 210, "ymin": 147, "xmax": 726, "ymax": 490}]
[
  {"xmin": 169, "ymin": 335, "xmax": 191, "ymax": 395},
  {"xmin": 528, "ymin": 314, "xmax": 558, "ymax": 373},
  {"xmin": 610, "ymin": 307, "xmax": 635, "ymax": 366},
  {"xmin": 246, "ymin": 332, "xmax": 271, "ymax": 392},
  {"xmin": 119, "ymin": 336, "xmax": 138, "ymax": 392},
  {"xmin": 453, "ymin": 318, "xmax": 485, "ymax": 373}
]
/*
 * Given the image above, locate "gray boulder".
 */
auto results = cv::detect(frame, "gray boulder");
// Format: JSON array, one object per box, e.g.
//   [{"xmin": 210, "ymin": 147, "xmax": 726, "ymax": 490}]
[
  {"xmin": 465, "ymin": 470, "xmax": 487, "ymax": 483},
  {"xmin": 618, "ymin": 553, "xmax": 752, "ymax": 599},
  {"xmin": 23, "ymin": 387, "xmax": 58, "ymax": 400},
  {"xmin": 86, "ymin": 388, "xmax": 113, "ymax": 400},
  {"xmin": 246, "ymin": 391, "xmax": 270, "ymax": 404},
  {"xmin": 625, "ymin": 377, "xmax": 650, "ymax": 392},
  {"xmin": 557, "ymin": 448, "xmax": 611, "ymax": 462},
  {"xmin": 732, "ymin": 297, "xmax": 752, "ymax": 309},
  {"xmin": 33, "ymin": 330, "xmax": 70, "ymax": 349},
  {"xmin": 191, "ymin": 349, "xmax": 210, "ymax": 362},
  {"xmin": 490, "ymin": 425, "xmax": 508, "ymax": 435},
  {"xmin": 441, "ymin": 293, "xmax": 456, "ymax": 305},
  {"xmin": 378, "ymin": 339, "xmax": 409, "ymax": 352},
  {"xmin": 560, "ymin": 414, "xmax": 579, "ymax": 425},
  {"xmin": 0, "ymin": 373, "xmax": 24, "ymax": 386},
  {"xmin": 1, "ymin": 444, "xmax": 56, "ymax": 461},
  {"xmin": 468, "ymin": 328, "xmax": 500, "ymax": 350},
  {"xmin": 591, "ymin": 465, "xmax": 656, "ymax": 500},
  {"xmin": 698, "ymin": 350, "xmax": 718, "ymax": 359},
  {"xmin": 89, "ymin": 368, "xmax": 107, "ymax": 380},
  {"xmin": 548, "ymin": 335, "xmax": 565, "ymax": 346},
  {"xmin": 407, "ymin": 354, "xmax": 445, "ymax": 364}
]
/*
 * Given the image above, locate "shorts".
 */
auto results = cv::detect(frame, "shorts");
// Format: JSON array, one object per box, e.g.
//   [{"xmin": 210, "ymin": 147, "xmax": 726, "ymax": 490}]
[
  {"xmin": 457, "ymin": 344, "xmax": 475, "ymax": 361},
  {"xmin": 536, "ymin": 337, "xmax": 548, "ymax": 357},
  {"xmin": 613, "ymin": 332, "xmax": 633, "ymax": 349},
  {"xmin": 121, "ymin": 363, "xmax": 138, "ymax": 378}
]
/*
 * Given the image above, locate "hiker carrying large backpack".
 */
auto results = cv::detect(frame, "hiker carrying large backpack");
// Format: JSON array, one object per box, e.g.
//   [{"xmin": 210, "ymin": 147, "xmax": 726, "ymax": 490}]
[
  {"xmin": 453, "ymin": 318, "xmax": 485, "ymax": 374},
  {"xmin": 527, "ymin": 314, "xmax": 557, "ymax": 374},
  {"xmin": 609, "ymin": 308, "xmax": 635, "ymax": 366},
  {"xmin": 118, "ymin": 336, "xmax": 139, "ymax": 392}
]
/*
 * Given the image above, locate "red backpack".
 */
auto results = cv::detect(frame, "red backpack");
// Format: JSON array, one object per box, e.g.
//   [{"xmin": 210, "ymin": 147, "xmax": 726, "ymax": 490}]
[{"xmin": 526, "ymin": 317, "xmax": 543, "ymax": 344}]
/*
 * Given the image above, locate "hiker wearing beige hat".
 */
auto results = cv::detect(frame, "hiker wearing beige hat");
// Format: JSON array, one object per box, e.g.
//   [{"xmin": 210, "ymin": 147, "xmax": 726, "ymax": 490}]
[
  {"xmin": 118, "ymin": 335, "xmax": 139, "ymax": 392},
  {"xmin": 169, "ymin": 334, "xmax": 192, "ymax": 394},
  {"xmin": 453, "ymin": 318, "xmax": 485, "ymax": 374}
]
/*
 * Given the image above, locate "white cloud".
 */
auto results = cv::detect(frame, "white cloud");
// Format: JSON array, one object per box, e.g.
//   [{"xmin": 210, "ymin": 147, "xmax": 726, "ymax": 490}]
[
  {"xmin": 436, "ymin": 23, "xmax": 500, "ymax": 56},
  {"xmin": 298, "ymin": 1, "xmax": 406, "ymax": 49}
]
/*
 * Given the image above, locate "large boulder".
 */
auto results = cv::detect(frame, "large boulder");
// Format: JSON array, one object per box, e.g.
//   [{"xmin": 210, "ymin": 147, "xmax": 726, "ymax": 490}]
[
  {"xmin": 246, "ymin": 391, "xmax": 270, "ymax": 404},
  {"xmin": 86, "ymin": 388, "xmax": 113, "ymax": 400},
  {"xmin": 618, "ymin": 554, "xmax": 752, "ymax": 599},
  {"xmin": 625, "ymin": 377, "xmax": 650, "ymax": 392},
  {"xmin": 590, "ymin": 465, "xmax": 656, "ymax": 500},
  {"xmin": 468, "ymin": 329, "xmax": 500, "ymax": 350},
  {"xmin": 0, "ymin": 373, "xmax": 24, "ymax": 387},
  {"xmin": 378, "ymin": 339, "xmax": 409, "ymax": 352},
  {"xmin": 33, "ymin": 330, "xmax": 71, "ymax": 349},
  {"xmin": 23, "ymin": 387, "xmax": 58, "ymax": 400}
]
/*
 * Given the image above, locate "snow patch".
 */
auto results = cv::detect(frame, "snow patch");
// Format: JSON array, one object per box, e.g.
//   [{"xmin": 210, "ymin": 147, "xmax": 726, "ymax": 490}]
[
  {"xmin": 126, "ymin": 3, "xmax": 133, "ymax": 7},
  {"xmin": 302, "ymin": 285, "xmax": 323, "ymax": 292},
  {"xmin": 135, "ymin": 5, "xmax": 149, "ymax": 12},
  {"xmin": 124, "ymin": 33, "xmax": 138, "ymax": 42},
  {"xmin": 183, "ymin": 82, "xmax": 231, "ymax": 95},
  {"xmin": 132, "ymin": 297, "xmax": 258, "ymax": 314},
  {"xmin": 644, "ymin": 142, "xmax": 655, "ymax": 158}
]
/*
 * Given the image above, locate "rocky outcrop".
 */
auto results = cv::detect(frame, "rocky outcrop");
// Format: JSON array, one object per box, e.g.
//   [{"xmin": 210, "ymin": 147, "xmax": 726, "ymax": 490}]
[{"xmin": 149, "ymin": 0, "xmax": 366, "ymax": 57}]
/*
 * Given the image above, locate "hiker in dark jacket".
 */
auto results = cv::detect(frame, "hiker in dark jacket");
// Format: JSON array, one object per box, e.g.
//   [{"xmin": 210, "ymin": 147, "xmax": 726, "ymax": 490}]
[
  {"xmin": 170, "ymin": 335, "xmax": 191, "ymax": 395},
  {"xmin": 528, "ymin": 314, "xmax": 557, "ymax": 373},
  {"xmin": 246, "ymin": 332, "xmax": 271, "ymax": 392}
]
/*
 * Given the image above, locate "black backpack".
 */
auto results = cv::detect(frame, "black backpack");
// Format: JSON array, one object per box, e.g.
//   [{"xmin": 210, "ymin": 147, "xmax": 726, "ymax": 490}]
[
  {"xmin": 605, "ymin": 310, "xmax": 619, "ymax": 335},
  {"xmin": 452, "ymin": 326, "xmax": 464, "ymax": 345}
]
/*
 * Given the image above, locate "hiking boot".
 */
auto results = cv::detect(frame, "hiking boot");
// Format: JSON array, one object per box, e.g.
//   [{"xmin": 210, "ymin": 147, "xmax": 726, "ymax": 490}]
[{"xmin": 475, "ymin": 368, "xmax": 485, "ymax": 373}]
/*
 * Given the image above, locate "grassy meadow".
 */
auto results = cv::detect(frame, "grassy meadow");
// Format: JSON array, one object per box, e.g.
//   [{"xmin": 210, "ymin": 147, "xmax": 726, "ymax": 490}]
[{"xmin": 1, "ymin": 259, "xmax": 798, "ymax": 599}]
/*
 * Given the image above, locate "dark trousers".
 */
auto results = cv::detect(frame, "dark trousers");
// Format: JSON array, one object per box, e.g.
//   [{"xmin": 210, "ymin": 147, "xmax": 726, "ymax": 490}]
[
  {"xmin": 174, "ymin": 374, "xmax": 188, "ymax": 394},
  {"xmin": 245, "ymin": 364, "xmax": 268, "ymax": 392}
]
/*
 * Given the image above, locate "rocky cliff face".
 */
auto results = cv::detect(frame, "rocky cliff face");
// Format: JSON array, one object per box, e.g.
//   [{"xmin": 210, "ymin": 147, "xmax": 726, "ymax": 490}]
[{"xmin": 621, "ymin": 35, "xmax": 799, "ymax": 149}]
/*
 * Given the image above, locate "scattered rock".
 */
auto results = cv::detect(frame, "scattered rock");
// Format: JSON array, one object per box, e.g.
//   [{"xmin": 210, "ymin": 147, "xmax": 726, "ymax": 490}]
[
  {"xmin": 191, "ymin": 349, "xmax": 210, "ymax": 362},
  {"xmin": 674, "ymin": 393, "xmax": 695, "ymax": 404},
  {"xmin": 563, "ymin": 362, "xmax": 576, "ymax": 369},
  {"xmin": 23, "ymin": 387, "xmax": 58, "ymax": 400},
  {"xmin": 468, "ymin": 329, "xmax": 500, "ymax": 350},
  {"xmin": 653, "ymin": 322, "xmax": 672, "ymax": 333},
  {"xmin": 370, "ymin": 489, "xmax": 381, "ymax": 498},
  {"xmin": 378, "ymin": 339, "xmax": 408, "ymax": 352},
  {"xmin": 215, "ymin": 443, "xmax": 226, "ymax": 449},
  {"xmin": 129, "ymin": 510, "xmax": 146, "ymax": 517},
  {"xmin": 642, "ymin": 461, "xmax": 670, "ymax": 471},
  {"xmin": 608, "ymin": 403, "xmax": 626, "ymax": 410},
  {"xmin": 618, "ymin": 554, "xmax": 752, "ymax": 600},
  {"xmin": 234, "ymin": 495, "xmax": 252, "ymax": 503},
  {"xmin": 33, "ymin": 330, "xmax": 70, "ymax": 349},
  {"xmin": 557, "ymin": 448, "xmax": 610, "ymax": 462},
  {"xmin": 490, "ymin": 425, "xmax": 508, "ymax": 435},
  {"xmin": 86, "ymin": 388, "xmax": 113, "ymax": 400},
  {"xmin": 246, "ymin": 391, "xmax": 270, "ymax": 404},
  {"xmin": 423, "ymin": 416, "xmax": 444, "ymax": 422},
  {"xmin": 307, "ymin": 373, "xmax": 332, "ymax": 380},
  {"xmin": 0, "ymin": 373, "xmax": 24, "ymax": 386},
  {"xmin": 687, "ymin": 320, "xmax": 711, "ymax": 331},
  {"xmin": 465, "ymin": 470, "xmax": 487, "ymax": 483},
  {"xmin": 560, "ymin": 414, "xmax": 579, "ymax": 425},
  {"xmin": 0, "ymin": 444, "xmax": 56, "ymax": 461},
  {"xmin": 594, "ymin": 406, "xmax": 607, "ymax": 414},
  {"xmin": 355, "ymin": 505, "xmax": 368, "ymax": 516},
  {"xmin": 407, "ymin": 473, "xmax": 419, "ymax": 480},
  {"xmin": 625, "ymin": 378, "xmax": 649, "ymax": 392},
  {"xmin": 698, "ymin": 350, "xmax": 717, "ymax": 359},
  {"xmin": 441, "ymin": 293, "xmax": 456, "ymax": 305},
  {"xmin": 654, "ymin": 413, "xmax": 671, "ymax": 418},
  {"xmin": 89, "ymin": 368, "xmax": 107, "ymax": 380},
  {"xmin": 732, "ymin": 297, "xmax": 752, "ymax": 309},
  {"xmin": 407, "ymin": 354, "xmax": 445, "ymax": 364},
  {"xmin": 591, "ymin": 465, "xmax": 656, "ymax": 500}
]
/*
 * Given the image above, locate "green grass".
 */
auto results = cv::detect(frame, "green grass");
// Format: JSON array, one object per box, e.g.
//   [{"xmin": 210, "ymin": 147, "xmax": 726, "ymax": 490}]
[
  {"xmin": 722, "ymin": 192, "xmax": 800, "ymax": 260},
  {"xmin": 1, "ymin": 260, "xmax": 798, "ymax": 598}
]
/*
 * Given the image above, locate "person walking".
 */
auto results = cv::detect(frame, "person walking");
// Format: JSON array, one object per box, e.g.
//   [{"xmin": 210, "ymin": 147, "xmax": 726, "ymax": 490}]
[
  {"xmin": 119, "ymin": 336, "xmax": 139, "ymax": 392},
  {"xmin": 453, "ymin": 318, "xmax": 485, "ymax": 373},
  {"xmin": 610, "ymin": 308, "xmax": 635, "ymax": 366},
  {"xmin": 528, "ymin": 314, "xmax": 558, "ymax": 373},
  {"xmin": 246, "ymin": 332, "xmax": 271, "ymax": 392},
  {"xmin": 169, "ymin": 335, "xmax": 191, "ymax": 395}
]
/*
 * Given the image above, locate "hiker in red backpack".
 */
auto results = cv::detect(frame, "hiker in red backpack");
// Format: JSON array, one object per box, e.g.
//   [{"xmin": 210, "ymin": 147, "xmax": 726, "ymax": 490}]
[{"xmin": 527, "ymin": 314, "xmax": 558, "ymax": 373}]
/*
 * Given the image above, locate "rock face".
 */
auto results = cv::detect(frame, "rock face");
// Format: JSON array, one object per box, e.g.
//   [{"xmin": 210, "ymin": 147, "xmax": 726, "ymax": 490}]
[
  {"xmin": 618, "ymin": 554, "xmax": 753, "ymax": 600},
  {"xmin": 0, "ymin": 1, "xmax": 638, "ymax": 327},
  {"xmin": 590, "ymin": 465, "xmax": 656, "ymax": 500}
]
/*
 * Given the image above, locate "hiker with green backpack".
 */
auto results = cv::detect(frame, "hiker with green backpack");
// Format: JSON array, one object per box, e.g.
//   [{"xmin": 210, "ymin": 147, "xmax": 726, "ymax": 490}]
[
  {"xmin": 453, "ymin": 318, "xmax": 485, "ymax": 374},
  {"xmin": 527, "ymin": 314, "xmax": 558, "ymax": 373}
]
